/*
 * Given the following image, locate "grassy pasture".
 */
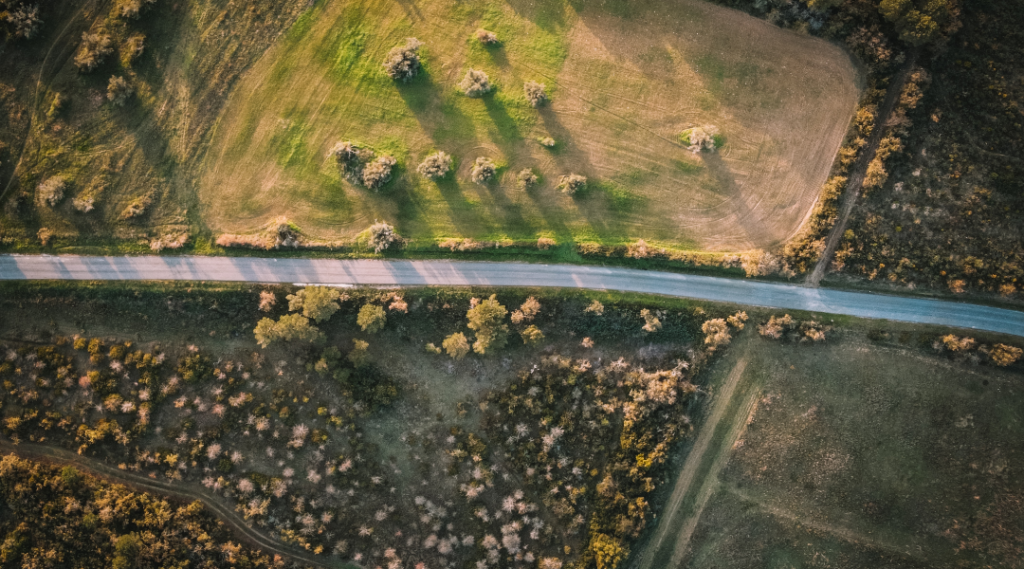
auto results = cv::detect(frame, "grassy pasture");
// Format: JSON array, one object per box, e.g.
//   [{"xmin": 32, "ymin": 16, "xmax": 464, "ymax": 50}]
[
  {"xmin": 680, "ymin": 336, "xmax": 1024, "ymax": 568},
  {"xmin": 199, "ymin": 0, "xmax": 859, "ymax": 252}
]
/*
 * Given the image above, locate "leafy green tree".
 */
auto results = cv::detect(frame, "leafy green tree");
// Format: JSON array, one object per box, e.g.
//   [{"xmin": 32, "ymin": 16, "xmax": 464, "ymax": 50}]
[
  {"xmin": 287, "ymin": 286, "xmax": 344, "ymax": 323},
  {"xmin": 467, "ymin": 295, "xmax": 508, "ymax": 355},
  {"xmin": 878, "ymin": 0, "xmax": 957, "ymax": 45},
  {"xmin": 357, "ymin": 304, "xmax": 387, "ymax": 334},
  {"xmin": 442, "ymin": 332, "xmax": 470, "ymax": 360},
  {"xmin": 253, "ymin": 314, "xmax": 321, "ymax": 347},
  {"xmin": 589, "ymin": 533, "xmax": 628, "ymax": 569},
  {"xmin": 520, "ymin": 325, "xmax": 544, "ymax": 346}
]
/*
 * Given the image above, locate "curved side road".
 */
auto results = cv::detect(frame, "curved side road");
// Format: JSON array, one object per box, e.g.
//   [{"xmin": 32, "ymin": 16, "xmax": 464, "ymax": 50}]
[{"xmin": 1, "ymin": 254, "xmax": 1022, "ymax": 337}]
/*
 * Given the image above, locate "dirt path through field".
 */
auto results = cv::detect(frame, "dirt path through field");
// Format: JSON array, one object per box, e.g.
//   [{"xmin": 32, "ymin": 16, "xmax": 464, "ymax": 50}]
[
  {"xmin": 0, "ymin": 441, "xmax": 349, "ymax": 569},
  {"xmin": 808, "ymin": 55, "xmax": 918, "ymax": 286},
  {"xmin": 631, "ymin": 339, "xmax": 756, "ymax": 569}
]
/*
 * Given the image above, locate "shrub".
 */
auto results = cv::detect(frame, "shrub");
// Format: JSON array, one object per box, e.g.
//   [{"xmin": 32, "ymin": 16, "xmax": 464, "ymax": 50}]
[
  {"xmin": 361, "ymin": 155, "xmax": 397, "ymax": 190},
  {"xmin": 538, "ymin": 136, "xmax": 556, "ymax": 147},
  {"xmin": 72, "ymin": 196, "xmax": 95, "ymax": 213},
  {"xmin": 989, "ymin": 343, "xmax": 1022, "ymax": 367},
  {"xmin": 74, "ymin": 33, "xmax": 113, "ymax": 72},
  {"xmin": 347, "ymin": 339, "xmax": 369, "ymax": 367},
  {"xmin": 524, "ymin": 81, "xmax": 547, "ymax": 107},
  {"xmin": 459, "ymin": 69, "xmax": 492, "ymax": 97},
  {"xmin": 116, "ymin": 0, "xmax": 155, "ymax": 19},
  {"xmin": 680, "ymin": 125, "xmax": 719, "ymax": 153},
  {"xmin": 177, "ymin": 353, "xmax": 212, "ymax": 384},
  {"xmin": 517, "ymin": 168, "xmax": 538, "ymax": 188},
  {"xmin": 330, "ymin": 141, "xmax": 374, "ymax": 179},
  {"xmin": 368, "ymin": 220, "xmax": 398, "ymax": 252},
  {"xmin": 466, "ymin": 294, "xmax": 508, "ymax": 354},
  {"xmin": 537, "ymin": 237, "xmax": 555, "ymax": 249},
  {"xmin": 36, "ymin": 176, "xmax": 66, "ymax": 207},
  {"xmin": 471, "ymin": 157, "xmax": 497, "ymax": 184},
  {"xmin": 258, "ymin": 291, "xmax": 276, "ymax": 312},
  {"xmin": 442, "ymin": 332, "xmax": 470, "ymax": 360},
  {"xmin": 557, "ymin": 173, "xmax": 587, "ymax": 195},
  {"xmin": 106, "ymin": 76, "xmax": 133, "ymax": 106},
  {"xmin": 253, "ymin": 314, "xmax": 321, "ymax": 347},
  {"xmin": 701, "ymin": 318, "xmax": 730, "ymax": 351},
  {"xmin": 589, "ymin": 533, "xmax": 628, "ymax": 569},
  {"xmin": 640, "ymin": 309, "xmax": 661, "ymax": 333},
  {"xmin": 520, "ymin": 325, "xmax": 544, "ymax": 345},
  {"xmin": 118, "ymin": 195, "xmax": 152, "ymax": 220},
  {"xmin": 287, "ymin": 286, "xmax": 344, "ymax": 323},
  {"xmin": 475, "ymin": 28, "xmax": 498, "ymax": 44},
  {"xmin": 758, "ymin": 314, "xmax": 794, "ymax": 339},
  {"xmin": 357, "ymin": 304, "xmax": 387, "ymax": 334},
  {"xmin": 584, "ymin": 299, "xmax": 604, "ymax": 315},
  {"xmin": 382, "ymin": 38, "xmax": 422, "ymax": 82},
  {"xmin": 121, "ymin": 33, "xmax": 145, "ymax": 66},
  {"xmin": 417, "ymin": 151, "xmax": 452, "ymax": 179}
]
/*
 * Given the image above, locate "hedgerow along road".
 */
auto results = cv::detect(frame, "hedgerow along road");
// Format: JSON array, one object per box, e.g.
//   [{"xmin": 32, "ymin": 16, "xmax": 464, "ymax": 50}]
[{"xmin": 1, "ymin": 255, "xmax": 1022, "ymax": 337}]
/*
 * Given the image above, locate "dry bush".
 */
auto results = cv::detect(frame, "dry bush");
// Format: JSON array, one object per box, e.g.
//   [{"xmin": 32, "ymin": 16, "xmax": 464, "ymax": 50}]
[
  {"xmin": 640, "ymin": 309, "xmax": 662, "ymax": 333},
  {"xmin": 417, "ymin": 151, "xmax": 452, "ymax": 179},
  {"xmin": 471, "ymin": 157, "xmax": 497, "ymax": 184},
  {"xmin": 701, "ymin": 318, "xmax": 731, "ymax": 351},
  {"xmin": 71, "ymin": 196, "xmax": 94, "ymax": 213},
  {"xmin": 368, "ymin": 220, "xmax": 398, "ymax": 253},
  {"xmin": 382, "ymin": 38, "xmax": 422, "ymax": 82},
  {"xmin": 524, "ymin": 81, "xmax": 547, "ymax": 107},
  {"xmin": 557, "ymin": 173, "xmax": 586, "ymax": 195},
  {"xmin": 758, "ymin": 314, "xmax": 793, "ymax": 339},
  {"xmin": 36, "ymin": 176, "xmax": 66, "ymax": 208},
  {"xmin": 116, "ymin": 0, "xmax": 155, "ymax": 19},
  {"xmin": 475, "ymin": 28, "xmax": 498, "ymax": 44},
  {"xmin": 119, "ymin": 194, "xmax": 152, "ymax": 220},
  {"xmin": 362, "ymin": 155, "xmax": 397, "ymax": 190},
  {"xmin": 329, "ymin": 140, "xmax": 375, "ymax": 183},
  {"xmin": 6, "ymin": 4, "xmax": 41, "ymax": 39},
  {"xmin": 511, "ymin": 297, "xmax": 540, "ymax": 324},
  {"xmin": 149, "ymin": 233, "xmax": 187, "ymax": 251},
  {"xmin": 74, "ymin": 33, "xmax": 113, "ymax": 72},
  {"xmin": 584, "ymin": 299, "xmax": 604, "ymax": 315},
  {"xmin": 439, "ymin": 238, "xmax": 485, "ymax": 251},
  {"xmin": 940, "ymin": 334, "xmax": 975, "ymax": 352},
  {"xmin": 459, "ymin": 69, "xmax": 492, "ymax": 97},
  {"xmin": 121, "ymin": 33, "xmax": 145, "ymax": 67},
  {"xmin": 258, "ymin": 291, "xmax": 277, "ymax": 312},
  {"xmin": 388, "ymin": 294, "xmax": 408, "ymax": 313},
  {"xmin": 727, "ymin": 311, "xmax": 748, "ymax": 329},
  {"xmin": 799, "ymin": 321, "xmax": 827, "ymax": 342},
  {"xmin": 106, "ymin": 76, "xmax": 133, "ymax": 106},
  {"xmin": 37, "ymin": 227, "xmax": 53, "ymax": 246},
  {"xmin": 537, "ymin": 237, "xmax": 555, "ymax": 250},
  {"xmin": 681, "ymin": 125, "xmax": 719, "ymax": 153},
  {"xmin": 517, "ymin": 168, "xmax": 538, "ymax": 189},
  {"xmin": 626, "ymin": 239, "xmax": 650, "ymax": 259},
  {"xmin": 741, "ymin": 250, "xmax": 795, "ymax": 278},
  {"xmin": 443, "ymin": 332, "xmax": 470, "ymax": 360},
  {"xmin": 538, "ymin": 136, "xmax": 556, "ymax": 148}
]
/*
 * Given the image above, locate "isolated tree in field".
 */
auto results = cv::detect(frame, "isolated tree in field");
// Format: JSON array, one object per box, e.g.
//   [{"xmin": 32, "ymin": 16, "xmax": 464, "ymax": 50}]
[
  {"xmin": 6, "ymin": 4, "xmax": 41, "ymax": 39},
  {"xmin": 680, "ymin": 125, "xmax": 719, "ymax": 153},
  {"xmin": 640, "ymin": 309, "xmax": 662, "ymax": 333},
  {"xmin": 330, "ymin": 140, "xmax": 375, "ymax": 182},
  {"xmin": 520, "ymin": 325, "xmax": 544, "ymax": 346},
  {"xmin": 467, "ymin": 294, "xmax": 508, "ymax": 354},
  {"xmin": 701, "ymin": 318, "xmax": 730, "ymax": 351},
  {"xmin": 475, "ymin": 28, "xmax": 498, "ymax": 44},
  {"xmin": 116, "ymin": 0, "xmax": 155, "ymax": 19},
  {"xmin": 368, "ymin": 220, "xmax": 398, "ymax": 252},
  {"xmin": 417, "ymin": 151, "xmax": 452, "ymax": 179},
  {"xmin": 74, "ymin": 33, "xmax": 113, "ymax": 72},
  {"xmin": 348, "ymin": 339, "xmax": 370, "ymax": 367},
  {"xmin": 557, "ymin": 173, "xmax": 587, "ymax": 195},
  {"xmin": 254, "ymin": 314, "xmax": 321, "ymax": 347},
  {"xmin": 107, "ymin": 76, "xmax": 133, "ymax": 106},
  {"xmin": 442, "ymin": 332, "xmax": 470, "ymax": 360},
  {"xmin": 357, "ymin": 304, "xmax": 387, "ymax": 334},
  {"xmin": 287, "ymin": 286, "xmax": 345, "ymax": 323},
  {"xmin": 383, "ymin": 38, "xmax": 422, "ymax": 81},
  {"xmin": 36, "ymin": 176, "xmax": 66, "ymax": 207},
  {"xmin": 989, "ymin": 343, "xmax": 1022, "ymax": 367},
  {"xmin": 524, "ymin": 81, "xmax": 547, "ymax": 107},
  {"xmin": 459, "ymin": 69, "xmax": 492, "ymax": 97},
  {"xmin": 362, "ymin": 155, "xmax": 397, "ymax": 190},
  {"xmin": 517, "ymin": 168, "xmax": 538, "ymax": 189},
  {"xmin": 258, "ymin": 290, "xmax": 276, "ymax": 312},
  {"xmin": 471, "ymin": 157, "xmax": 497, "ymax": 184}
]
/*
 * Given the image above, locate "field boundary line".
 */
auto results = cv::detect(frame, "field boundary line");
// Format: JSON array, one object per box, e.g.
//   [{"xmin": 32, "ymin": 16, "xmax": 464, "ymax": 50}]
[{"xmin": 808, "ymin": 54, "xmax": 918, "ymax": 287}]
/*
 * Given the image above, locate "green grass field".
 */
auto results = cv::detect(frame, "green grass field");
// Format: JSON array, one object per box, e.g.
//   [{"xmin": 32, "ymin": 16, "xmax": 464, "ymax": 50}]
[
  {"xmin": 679, "ymin": 334, "xmax": 1024, "ymax": 568},
  {"xmin": 198, "ymin": 0, "xmax": 859, "ymax": 252}
]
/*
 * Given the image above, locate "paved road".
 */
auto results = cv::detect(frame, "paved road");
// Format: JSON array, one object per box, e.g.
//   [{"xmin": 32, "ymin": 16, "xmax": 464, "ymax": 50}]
[{"xmin": 1, "ymin": 254, "xmax": 1022, "ymax": 337}]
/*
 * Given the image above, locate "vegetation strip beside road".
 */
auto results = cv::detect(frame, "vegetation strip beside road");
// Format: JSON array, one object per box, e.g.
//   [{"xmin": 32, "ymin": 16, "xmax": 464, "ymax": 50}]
[
  {"xmin": 1, "ymin": 255, "xmax": 1022, "ymax": 337},
  {"xmin": 0, "ymin": 440, "xmax": 345, "ymax": 569}
]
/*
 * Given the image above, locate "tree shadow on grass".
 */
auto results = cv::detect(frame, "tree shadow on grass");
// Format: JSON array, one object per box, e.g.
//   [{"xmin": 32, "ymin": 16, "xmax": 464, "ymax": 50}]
[
  {"xmin": 700, "ymin": 151, "xmax": 773, "ymax": 248},
  {"xmin": 482, "ymin": 93, "xmax": 523, "ymax": 156},
  {"xmin": 432, "ymin": 175, "xmax": 498, "ymax": 238},
  {"xmin": 395, "ymin": 68, "xmax": 474, "ymax": 149}
]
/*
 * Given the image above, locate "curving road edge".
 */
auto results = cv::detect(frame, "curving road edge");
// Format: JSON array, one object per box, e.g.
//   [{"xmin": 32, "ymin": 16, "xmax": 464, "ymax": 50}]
[{"xmin": 1, "ymin": 254, "xmax": 1022, "ymax": 337}]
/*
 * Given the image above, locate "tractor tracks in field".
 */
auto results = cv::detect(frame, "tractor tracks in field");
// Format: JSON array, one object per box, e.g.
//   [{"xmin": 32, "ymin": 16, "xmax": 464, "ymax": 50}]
[
  {"xmin": 0, "ymin": 440, "xmax": 347, "ymax": 569},
  {"xmin": 631, "ymin": 339, "xmax": 759, "ymax": 569}
]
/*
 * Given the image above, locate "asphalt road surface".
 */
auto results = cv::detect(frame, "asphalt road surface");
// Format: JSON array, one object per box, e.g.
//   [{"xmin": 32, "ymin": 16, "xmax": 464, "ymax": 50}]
[{"xmin": 2, "ymin": 255, "xmax": 1022, "ymax": 337}]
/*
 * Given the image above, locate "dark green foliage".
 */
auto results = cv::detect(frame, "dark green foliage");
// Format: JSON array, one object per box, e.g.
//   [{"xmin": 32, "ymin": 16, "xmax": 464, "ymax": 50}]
[
  {"xmin": 337, "ymin": 364, "xmax": 398, "ymax": 410},
  {"xmin": 176, "ymin": 353, "xmax": 212, "ymax": 384}
]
